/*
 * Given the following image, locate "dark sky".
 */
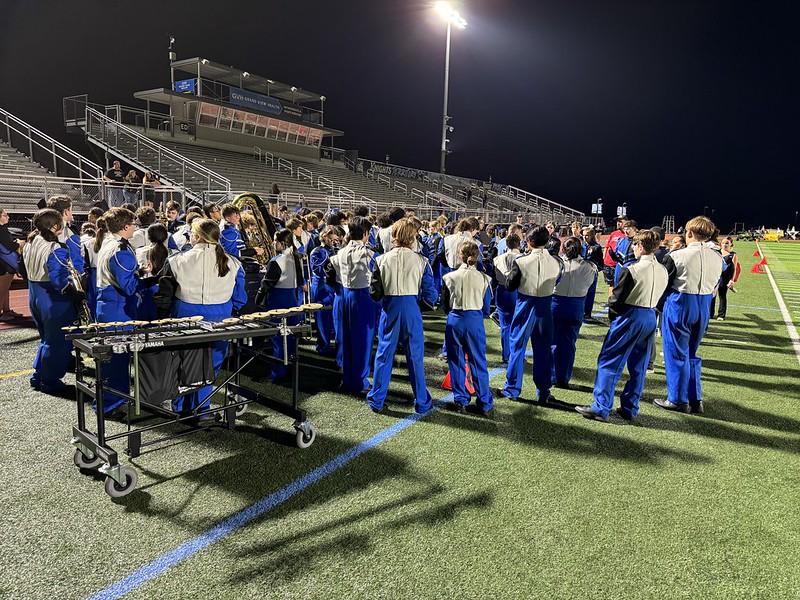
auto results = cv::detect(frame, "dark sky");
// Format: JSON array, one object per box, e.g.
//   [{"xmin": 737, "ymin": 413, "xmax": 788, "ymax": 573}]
[{"xmin": 1, "ymin": 0, "xmax": 798, "ymax": 231}]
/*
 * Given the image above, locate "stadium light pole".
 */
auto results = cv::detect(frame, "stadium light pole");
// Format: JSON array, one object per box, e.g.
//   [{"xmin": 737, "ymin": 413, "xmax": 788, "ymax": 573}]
[{"xmin": 436, "ymin": 2, "xmax": 467, "ymax": 175}]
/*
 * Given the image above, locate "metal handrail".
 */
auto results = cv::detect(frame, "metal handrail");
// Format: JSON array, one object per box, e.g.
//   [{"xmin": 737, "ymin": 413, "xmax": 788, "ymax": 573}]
[
  {"xmin": 393, "ymin": 181, "xmax": 407, "ymax": 195},
  {"xmin": 85, "ymin": 107, "xmax": 230, "ymax": 197},
  {"xmin": 277, "ymin": 157, "xmax": 293, "ymax": 175},
  {"xmin": 297, "ymin": 166, "xmax": 313, "ymax": 185},
  {"xmin": 253, "ymin": 147, "xmax": 262, "ymax": 162},
  {"xmin": 317, "ymin": 176, "xmax": 333, "ymax": 193},
  {"xmin": 1, "ymin": 105, "xmax": 103, "ymax": 180},
  {"xmin": 264, "ymin": 151, "xmax": 275, "ymax": 167},
  {"xmin": 339, "ymin": 186, "xmax": 355, "ymax": 201},
  {"xmin": 377, "ymin": 174, "xmax": 390, "ymax": 187}
]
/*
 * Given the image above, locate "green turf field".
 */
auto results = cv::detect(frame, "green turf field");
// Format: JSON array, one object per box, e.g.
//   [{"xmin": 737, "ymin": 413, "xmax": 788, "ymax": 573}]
[{"xmin": 1, "ymin": 241, "xmax": 799, "ymax": 599}]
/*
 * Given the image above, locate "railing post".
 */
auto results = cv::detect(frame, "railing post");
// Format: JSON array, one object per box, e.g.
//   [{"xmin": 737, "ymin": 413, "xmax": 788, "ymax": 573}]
[{"xmin": 52, "ymin": 141, "xmax": 58, "ymax": 177}]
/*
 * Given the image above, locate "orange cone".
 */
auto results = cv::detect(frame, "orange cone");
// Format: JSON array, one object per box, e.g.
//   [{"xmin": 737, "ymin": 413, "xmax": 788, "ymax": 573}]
[
  {"xmin": 441, "ymin": 357, "xmax": 476, "ymax": 394},
  {"xmin": 753, "ymin": 250, "xmax": 760, "ymax": 256},
  {"xmin": 759, "ymin": 257, "xmax": 768, "ymax": 265},
  {"xmin": 750, "ymin": 263, "xmax": 764, "ymax": 274}
]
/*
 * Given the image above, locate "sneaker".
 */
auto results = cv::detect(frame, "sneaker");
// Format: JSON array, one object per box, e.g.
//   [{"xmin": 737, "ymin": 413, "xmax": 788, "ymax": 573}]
[
  {"xmin": 0, "ymin": 313, "xmax": 14, "ymax": 322},
  {"xmin": 4, "ymin": 310, "xmax": 23, "ymax": 318},
  {"xmin": 646, "ymin": 367, "xmax": 655, "ymax": 374},
  {"xmin": 450, "ymin": 402, "xmax": 467, "ymax": 414},
  {"xmin": 489, "ymin": 311, "xmax": 501, "ymax": 326},
  {"xmin": 716, "ymin": 317, "xmax": 725, "ymax": 321}
]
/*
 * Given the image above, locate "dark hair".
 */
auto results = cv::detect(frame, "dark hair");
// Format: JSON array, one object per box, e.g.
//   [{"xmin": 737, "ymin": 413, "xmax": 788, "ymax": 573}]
[
  {"xmin": 121, "ymin": 203, "xmax": 137, "ymax": 213},
  {"xmin": 354, "ymin": 205, "xmax": 370, "ymax": 217},
  {"xmin": 626, "ymin": 220, "xmax": 639, "ymax": 230},
  {"xmin": 459, "ymin": 241, "xmax": 480, "ymax": 267},
  {"xmin": 271, "ymin": 183, "xmax": 281, "ymax": 195},
  {"xmin": 136, "ymin": 206, "xmax": 156, "ymax": 227},
  {"xmin": 192, "ymin": 219, "xmax": 230, "ymax": 277},
  {"xmin": 563, "ymin": 236, "xmax": 582, "ymax": 260},
  {"xmin": 326, "ymin": 211, "xmax": 344, "ymax": 227},
  {"xmin": 203, "ymin": 203, "xmax": 219, "ymax": 218},
  {"xmin": 388, "ymin": 207, "xmax": 405, "ymax": 223},
  {"xmin": 146, "ymin": 224, "xmax": 169, "ymax": 274},
  {"xmin": 95, "ymin": 207, "xmax": 135, "ymax": 252},
  {"xmin": 347, "ymin": 216, "xmax": 370, "ymax": 242},
  {"xmin": 46, "ymin": 195, "xmax": 72, "ymax": 216},
  {"xmin": 285, "ymin": 217, "xmax": 303, "ymax": 231},
  {"xmin": 187, "ymin": 206, "xmax": 203, "ymax": 216},
  {"xmin": 165, "ymin": 200, "xmax": 181, "ymax": 213},
  {"xmin": 80, "ymin": 222, "xmax": 96, "ymax": 236},
  {"xmin": 456, "ymin": 219, "xmax": 472, "ymax": 233},
  {"xmin": 89, "ymin": 207, "xmax": 104, "ymax": 219},
  {"xmin": 506, "ymin": 234, "xmax": 521, "ymax": 251},
  {"xmin": 376, "ymin": 212, "xmax": 392, "ymax": 228},
  {"xmin": 275, "ymin": 228, "xmax": 303, "ymax": 289},
  {"xmin": 526, "ymin": 225, "xmax": 550, "ymax": 248},
  {"xmin": 221, "ymin": 204, "xmax": 240, "ymax": 219},
  {"xmin": 31, "ymin": 208, "xmax": 63, "ymax": 243},
  {"xmin": 464, "ymin": 217, "xmax": 480, "ymax": 232}
]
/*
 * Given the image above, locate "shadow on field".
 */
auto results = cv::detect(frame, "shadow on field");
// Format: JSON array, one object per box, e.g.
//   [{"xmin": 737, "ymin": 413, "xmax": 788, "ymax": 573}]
[
  {"xmin": 227, "ymin": 486, "xmax": 494, "ymax": 585},
  {"xmin": 701, "ymin": 358, "xmax": 800, "ymax": 397},
  {"xmin": 425, "ymin": 403, "xmax": 710, "ymax": 466},
  {"xmin": 696, "ymin": 399, "xmax": 800, "ymax": 435}
]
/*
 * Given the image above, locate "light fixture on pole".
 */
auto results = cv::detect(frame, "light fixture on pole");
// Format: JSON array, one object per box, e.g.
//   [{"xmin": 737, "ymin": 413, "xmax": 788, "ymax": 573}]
[{"xmin": 435, "ymin": 1, "xmax": 466, "ymax": 175}]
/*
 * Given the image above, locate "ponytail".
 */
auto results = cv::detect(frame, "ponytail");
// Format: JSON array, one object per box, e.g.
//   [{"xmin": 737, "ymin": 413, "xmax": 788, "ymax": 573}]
[
  {"xmin": 214, "ymin": 244, "xmax": 230, "ymax": 278},
  {"xmin": 94, "ymin": 217, "xmax": 108, "ymax": 253},
  {"xmin": 31, "ymin": 208, "xmax": 62, "ymax": 244}
]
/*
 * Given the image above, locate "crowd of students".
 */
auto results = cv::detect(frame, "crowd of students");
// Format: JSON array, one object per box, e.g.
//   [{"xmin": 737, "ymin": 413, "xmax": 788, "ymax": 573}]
[{"xmin": 17, "ymin": 195, "xmax": 738, "ymax": 425}]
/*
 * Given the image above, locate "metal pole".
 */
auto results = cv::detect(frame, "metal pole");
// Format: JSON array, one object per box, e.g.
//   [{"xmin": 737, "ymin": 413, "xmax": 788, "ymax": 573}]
[{"xmin": 440, "ymin": 20, "xmax": 452, "ymax": 175}]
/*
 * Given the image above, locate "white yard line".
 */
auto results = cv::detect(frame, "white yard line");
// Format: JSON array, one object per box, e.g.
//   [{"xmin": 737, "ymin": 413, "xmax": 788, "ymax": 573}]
[{"xmin": 756, "ymin": 242, "xmax": 800, "ymax": 367}]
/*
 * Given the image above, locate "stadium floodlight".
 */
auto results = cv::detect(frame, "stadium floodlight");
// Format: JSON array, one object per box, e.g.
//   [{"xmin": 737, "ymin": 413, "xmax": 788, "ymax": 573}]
[
  {"xmin": 242, "ymin": 71, "xmax": 250, "ymax": 77},
  {"xmin": 436, "ymin": 2, "xmax": 467, "ymax": 174}
]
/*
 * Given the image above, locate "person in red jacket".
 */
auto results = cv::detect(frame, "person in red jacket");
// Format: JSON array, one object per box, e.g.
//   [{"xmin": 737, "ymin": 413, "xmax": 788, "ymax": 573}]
[{"xmin": 602, "ymin": 217, "xmax": 627, "ymax": 304}]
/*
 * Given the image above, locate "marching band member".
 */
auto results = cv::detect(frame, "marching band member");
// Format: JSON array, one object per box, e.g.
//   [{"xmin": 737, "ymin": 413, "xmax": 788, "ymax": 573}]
[
  {"xmin": 654, "ymin": 216, "xmax": 724, "ymax": 415},
  {"xmin": 155, "ymin": 219, "xmax": 247, "ymax": 416},
  {"xmin": 494, "ymin": 226, "xmax": 562, "ymax": 404},
  {"xmin": 441, "ymin": 241, "xmax": 494, "ymax": 416},
  {"xmin": 220, "ymin": 204, "xmax": 265, "ymax": 260},
  {"xmin": 23, "ymin": 209, "xmax": 82, "ymax": 396},
  {"xmin": 575, "ymin": 230, "xmax": 668, "ymax": 422},
  {"xmin": 325, "ymin": 217, "xmax": 376, "ymax": 394},
  {"xmin": 309, "ymin": 226, "xmax": 340, "ymax": 355},
  {"xmin": 492, "ymin": 234, "xmax": 522, "ymax": 364},
  {"xmin": 165, "ymin": 200, "xmax": 184, "ymax": 234},
  {"xmin": 129, "ymin": 207, "xmax": 156, "ymax": 251},
  {"xmin": 580, "ymin": 226, "xmax": 604, "ymax": 321},
  {"xmin": 255, "ymin": 228, "xmax": 304, "ymax": 381},
  {"xmin": 551, "ymin": 237, "xmax": 597, "ymax": 387},
  {"xmin": 79, "ymin": 222, "xmax": 98, "ymax": 320},
  {"xmin": 47, "ymin": 195, "xmax": 84, "ymax": 275},
  {"xmin": 95, "ymin": 208, "xmax": 154, "ymax": 417},
  {"xmin": 136, "ymin": 224, "xmax": 169, "ymax": 321},
  {"xmin": 368, "ymin": 218, "xmax": 438, "ymax": 414}
]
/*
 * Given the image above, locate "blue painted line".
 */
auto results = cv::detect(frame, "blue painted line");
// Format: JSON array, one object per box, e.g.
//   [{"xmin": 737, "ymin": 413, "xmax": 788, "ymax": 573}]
[{"xmin": 89, "ymin": 363, "xmax": 509, "ymax": 600}]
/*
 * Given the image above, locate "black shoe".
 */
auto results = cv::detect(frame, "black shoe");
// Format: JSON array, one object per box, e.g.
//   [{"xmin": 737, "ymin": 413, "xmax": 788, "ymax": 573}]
[
  {"xmin": 51, "ymin": 384, "xmax": 77, "ymax": 401},
  {"xmin": 537, "ymin": 393, "xmax": 555, "ymax": 405},
  {"xmin": 450, "ymin": 402, "xmax": 467, "ymax": 414},
  {"xmin": 104, "ymin": 406, "xmax": 128, "ymax": 421},
  {"xmin": 196, "ymin": 411, "xmax": 222, "ymax": 424},
  {"xmin": 689, "ymin": 401, "xmax": 704, "ymax": 414},
  {"xmin": 614, "ymin": 407, "xmax": 634, "ymax": 423},
  {"xmin": 481, "ymin": 407, "xmax": 495, "ymax": 419},
  {"xmin": 492, "ymin": 387, "xmax": 515, "ymax": 401},
  {"xmin": 370, "ymin": 405, "xmax": 384, "ymax": 414},
  {"xmin": 553, "ymin": 381, "xmax": 571, "ymax": 390},
  {"xmin": 653, "ymin": 398, "xmax": 689, "ymax": 413},
  {"xmin": 575, "ymin": 405, "xmax": 609, "ymax": 422}
]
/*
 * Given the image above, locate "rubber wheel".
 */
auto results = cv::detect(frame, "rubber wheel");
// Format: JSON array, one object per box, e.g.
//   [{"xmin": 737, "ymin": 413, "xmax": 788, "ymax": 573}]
[
  {"xmin": 104, "ymin": 466, "xmax": 138, "ymax": 498},
  {"xmin": 234, "ymin": 403, "xmax": 247, "ymax": 417},
  {"xmin": 295, "ymin": 424, "xmax": 316, "ymax": 449},
  {"xmin": 73, "ymin": 448, "xmax": 103, "ymax": 470}
]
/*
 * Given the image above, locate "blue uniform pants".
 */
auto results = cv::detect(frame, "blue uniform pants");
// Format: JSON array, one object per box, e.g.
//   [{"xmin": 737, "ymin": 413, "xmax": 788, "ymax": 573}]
[
  {"xmin": 29, "ymin": 281, "xmax": 76, "ymax": 393},
  {"xmin": 96, "ymin": 297, "xmax": 134, "ymax": 412},
  {"xmin": 662, "ymin": 293, "xmax": 712, "ymax": 406},
  {"xmin": 584, "ymin": 272, "xmax": 598, "ymax": 317},
  {"xmin": 368, "ymin": 296, "xmax": 432, "ymax": 413},
  {"xmin": 311, "ymin": 277, "xmax": 335, "ymax": 354},
  {"xmin": 341, "ymin": 287, "xmax": 376, "ymax": 393},
  {"xmin": 551, "ymin": 295, "xmax": 584, "ymax": 385},
  {"xmin": 495, "ymin": 285, "xmax": 517, "ymax": 363},
  {"xmin": 502, "ymin": 293, "xmax": 553, "ymax": 401},
  {"xmin": 333, "ymin": 291, "xmax": 344, "ymax": 368},
  {"xmin": 445, "ymin": 310, "xmax": 493, "ymax": 410},
  {"xmin": 590, "ymin": 306, "xmax": 656, "ymax": 419}
]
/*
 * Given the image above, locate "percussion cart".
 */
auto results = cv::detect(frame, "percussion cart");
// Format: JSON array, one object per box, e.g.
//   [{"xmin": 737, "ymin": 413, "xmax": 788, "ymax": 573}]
[{"xmin": 66, "ymin": 307, "xmax": 320, "ymax": 498}]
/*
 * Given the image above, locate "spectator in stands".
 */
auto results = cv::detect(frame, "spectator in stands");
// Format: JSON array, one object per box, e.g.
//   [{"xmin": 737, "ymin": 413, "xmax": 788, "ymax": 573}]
[
  {"xmin": 123, "ymin": 170, "xmax": 140, "ymax": 206},
  {"xmin": 142, "ymin": 171, "xmax": 160, "ymax": 208},
  {"xmin": 87, "ymin": 207, "xmax": 104, "ymax": 225},
  {"xmin": 0, "ymin": 208, "xmax": 25, "ymax": 321},
  {"xmin": 267, "ymin": 183, "xmax": 282, "ymax": 218},
  {"xmin": 545, "ymin": 221, "xmax": 561, "ymax": 256},
  {"xmin": 104, "ymin": 160, "xmax": 125, "ymax": 208}
]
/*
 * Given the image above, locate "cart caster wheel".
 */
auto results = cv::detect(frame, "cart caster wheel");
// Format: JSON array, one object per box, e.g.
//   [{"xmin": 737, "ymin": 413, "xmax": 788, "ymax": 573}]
[
  {"xmin": 73, "ymin": 448, "xmax": 103, "ymax": 470},
  {"xmin": 295, "ymin": 423, "xmax": 316, "ymax": 449},
  {"xmin": 104, "ymin": 466, "xmax": 138, "ymax": 498},
  {"xmin": 235, "ymin": 403, "xmax": 247, "ymax": 417}
]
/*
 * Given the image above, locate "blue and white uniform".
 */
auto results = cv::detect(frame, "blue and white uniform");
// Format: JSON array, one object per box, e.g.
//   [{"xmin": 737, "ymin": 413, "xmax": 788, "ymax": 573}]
[
  {"xmin": 255, "ymin": 248, "xmax": 303, "ymax": 380},
  {"xmin": 492, "ymin": 248, "xmax": 521, "ymax": 363},
  {"xmin": 220, "ymin": 222, "xmax": 247, "ymax": 258},
  {"xmin": 438, "ymin": 231, "xmax": 476, "ymax": 356},
  {"xmin": 23, "ymin": 235, "xmax": 77, "ymax": 393},
  {"xmin": 500, "ymin": 248, "xmax": 562, "ymax": 401},
  {"xmin": 613, "ymin": 235, "xmax": 637, "ymax": 283},
  {"xmin": 326, "ymin": 240, "xmax": 377, "ymax": 393},
  {"xmin": 590, "ymin": 254, "xmax": 668, "ymax": 419},
  {"xmin": 661, "ymin": 241, "xmax": 724, "ymax": 409},
  {"xmin": 551, "ymin": 257, "xmax": 596, "ymax": 385},
  {"xmin": 368, "ymin": 247, "xmax": 438, "ymax": 413},
  {"xmin": 60, "ymin": 224, "xmax": 84, "ymax": 275},
  {"xmin": 163, "ymin": 243, "xmax": 247, "ymax": 412},
  {"xmin": 441, "ymin": 263, "xmax": 493, "ymax": 411},
  {"xmin": 95, "ymin": 234, "xmax": 144, "ymax": 412},
  {"xmin": 309, "ymin": 244, "xmax": 336, "ymax": 354}
]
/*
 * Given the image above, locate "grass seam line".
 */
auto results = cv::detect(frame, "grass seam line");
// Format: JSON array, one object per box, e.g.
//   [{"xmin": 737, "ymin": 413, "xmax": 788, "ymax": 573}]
[
  {"xmin": 87, "ymin": 363, "xmax": 511, "ymax": 600},
  {"xmin": 756, "ymin": 242, "xmax": 800, "ymax": 367}
]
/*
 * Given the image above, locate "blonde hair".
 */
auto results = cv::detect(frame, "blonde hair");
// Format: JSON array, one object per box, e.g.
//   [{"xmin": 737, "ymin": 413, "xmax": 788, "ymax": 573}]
[
  {"xmin": 192, "ymin": 218, "xmax": 230, "ymax": 277},
  {"xmin": 685, "ymin": 216, "xmax": 716, "ymax": 241},
  {"xmin": 391, "ymin": 218, "xmax": 417, "ymax": 248}
]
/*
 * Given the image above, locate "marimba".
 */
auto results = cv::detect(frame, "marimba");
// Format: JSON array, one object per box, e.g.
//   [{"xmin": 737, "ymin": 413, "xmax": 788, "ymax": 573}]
[{"xmin": 66, "ymin": 304, "xmax": 324, "ymax": 498}]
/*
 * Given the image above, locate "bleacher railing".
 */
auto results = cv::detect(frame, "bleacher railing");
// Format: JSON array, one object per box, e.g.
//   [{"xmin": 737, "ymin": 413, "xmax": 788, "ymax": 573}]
[
  {"xmin": 1, "ymin": 105, "xmax": 103, "ymax": 181},
  {"xmin": 84, "ymin": 107, "xmax": 230, "ymax": 199}
]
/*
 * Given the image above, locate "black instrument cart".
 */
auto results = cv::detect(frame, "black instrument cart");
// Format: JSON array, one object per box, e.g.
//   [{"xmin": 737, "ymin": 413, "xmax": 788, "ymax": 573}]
[{"xmin": 67, "ymin": 310, "xmax": 317, "ymax": 498}]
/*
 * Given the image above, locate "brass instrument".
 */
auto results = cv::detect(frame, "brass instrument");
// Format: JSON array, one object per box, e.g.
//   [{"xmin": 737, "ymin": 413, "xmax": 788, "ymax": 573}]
[
  {"xmin": 231, "ymin": 192, "xmax": 278, "ymax": 266},
  {"xmin": 67, "ymin": 257, "xmax": 93, "ymax": 327}
]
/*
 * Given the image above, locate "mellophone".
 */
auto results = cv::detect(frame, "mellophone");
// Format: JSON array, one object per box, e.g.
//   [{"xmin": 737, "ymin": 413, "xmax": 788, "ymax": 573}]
[{"xmin": 67, "ymin": 303, "xmax": 324, "ymax": 499}]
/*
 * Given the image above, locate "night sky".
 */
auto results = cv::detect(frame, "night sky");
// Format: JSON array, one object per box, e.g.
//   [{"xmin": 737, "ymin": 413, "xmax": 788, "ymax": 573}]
[{"xmin": 1, "ymin": 0, "xmax": 798, "ymax": 232}]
